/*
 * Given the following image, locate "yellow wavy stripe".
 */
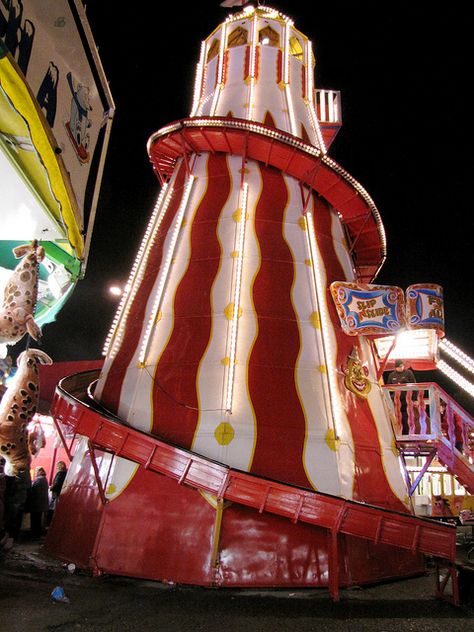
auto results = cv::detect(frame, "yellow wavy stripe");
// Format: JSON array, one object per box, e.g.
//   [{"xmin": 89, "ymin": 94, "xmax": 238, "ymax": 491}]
[{"xmin": 0, "ymin": 53, "xmax": 83, "ymax": 258}]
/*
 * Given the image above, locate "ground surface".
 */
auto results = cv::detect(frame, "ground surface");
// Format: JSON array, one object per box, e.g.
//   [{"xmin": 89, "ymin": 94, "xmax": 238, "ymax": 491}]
[{"xmin": 0, "ymin": 537, "xmax": 473, "ymax": 632}]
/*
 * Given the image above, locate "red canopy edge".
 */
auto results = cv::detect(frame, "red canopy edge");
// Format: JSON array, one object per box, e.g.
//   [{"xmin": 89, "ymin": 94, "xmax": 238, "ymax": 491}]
[{"xmin": 147, "ymin": 117, "xmax": 386, "ymax": 283}]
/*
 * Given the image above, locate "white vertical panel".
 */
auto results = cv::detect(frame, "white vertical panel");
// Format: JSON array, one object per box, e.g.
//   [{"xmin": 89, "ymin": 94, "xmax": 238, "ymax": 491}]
[
  {"xmin": 283, "ymin": 177, "xmax": 343, "ymax": 495},
  {"xmin": 192, "ymin": 157, "xmax": 260, "ymax": 470}
]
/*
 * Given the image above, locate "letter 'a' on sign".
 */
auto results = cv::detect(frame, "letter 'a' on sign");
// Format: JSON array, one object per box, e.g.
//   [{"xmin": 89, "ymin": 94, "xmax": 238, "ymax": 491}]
[
  {"xmin": 330, "ymin": 281, "xmax": 406, "ymax": 336},
  {"xmin": 406, "ymin": 284, "xmax": 445, "ymax": 334}
]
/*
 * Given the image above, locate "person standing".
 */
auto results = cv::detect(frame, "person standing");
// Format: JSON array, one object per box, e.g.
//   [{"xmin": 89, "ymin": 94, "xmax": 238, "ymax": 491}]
[
  {"xmin": 386, "ymin": 360, "xmax": 417, "ymax": 435},
  {"xmin": 47, "ymin": 461, "xmax": 68, "ymax": 526},
  {"xmin": 3, "ymin": 468, "xmax": 31, "ymax": 546},
  {"xmin": 29, "ymin": 467, "xmax": 49, "ymax": 538}
]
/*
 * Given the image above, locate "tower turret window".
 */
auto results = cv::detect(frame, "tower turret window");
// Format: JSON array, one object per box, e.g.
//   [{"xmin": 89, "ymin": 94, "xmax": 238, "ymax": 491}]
[
  {"xmin": 258, "ymin": 26, "xmax": 279, "ymax": 47},
  {"xmin": 207, "ymin": 39, "xmax": 220, "ymax": 62},
  {"xmin": 289, "ymin": 36, "xmax": 304, "ymax": 61},
  {"xmin": 227, "ymin": 26, "xmax": 248, "ymax": 48}
]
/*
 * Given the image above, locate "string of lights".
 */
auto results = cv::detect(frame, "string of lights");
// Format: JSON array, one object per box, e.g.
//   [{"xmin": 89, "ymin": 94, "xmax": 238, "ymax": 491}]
[
  {"xmin": 440, "ymin": 338, "xmax": 474, "ymax": 376},
  {"xmin": 437, "ymin": 359, "xmax": 474, "ymax": 399}
]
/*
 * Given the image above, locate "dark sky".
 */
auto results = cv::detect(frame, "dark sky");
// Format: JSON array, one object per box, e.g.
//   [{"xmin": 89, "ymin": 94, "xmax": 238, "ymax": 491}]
[{"xmin": 38, "ymin": 2, "xmax": 473, "ymax": 398}]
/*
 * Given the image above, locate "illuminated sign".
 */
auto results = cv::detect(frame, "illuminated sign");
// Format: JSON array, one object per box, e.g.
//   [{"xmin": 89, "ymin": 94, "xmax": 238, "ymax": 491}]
[
  {"xmin": 330, "ymin": 282, "xmax": 405, "ymax": 336},
  {"xmin": 331, "ymin": 282, "xmax": 445, "ymax": 338},
  {"xmin": 406, "ymin": 284, "xmax": 444, "ymax": 331}
]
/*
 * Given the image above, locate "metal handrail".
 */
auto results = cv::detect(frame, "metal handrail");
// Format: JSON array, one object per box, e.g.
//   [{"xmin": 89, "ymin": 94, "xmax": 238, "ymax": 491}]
[
  {"xmin": 383, "ymin": 382, "xmax": 474, "ymax": 495},
  {"xmin": 383, "ymin": 382, "xmax": 474, "ymax": 451}
]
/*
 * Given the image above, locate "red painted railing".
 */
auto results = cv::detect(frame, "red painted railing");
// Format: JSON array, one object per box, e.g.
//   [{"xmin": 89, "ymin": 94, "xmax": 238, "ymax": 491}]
[
  {"xmin": 48, "ymin": 371, "xmax": 463, "ymax": 602},
  {"xmin": 53, "ymin": 373, "xmax": 457, "ymax": 553},
  {"xmin": 383, "ymin": 383, "xmax": 474, "ymax": 495}
]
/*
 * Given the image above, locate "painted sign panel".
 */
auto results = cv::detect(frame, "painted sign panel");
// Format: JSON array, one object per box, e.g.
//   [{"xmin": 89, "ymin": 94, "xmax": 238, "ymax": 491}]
[
  {"xmin": 330, "ymin": 282, "xmax": 406, "ymax": 336},
  {"xmin": 406, "ymin": 284, "xmax": 444, "ymax": 332}
]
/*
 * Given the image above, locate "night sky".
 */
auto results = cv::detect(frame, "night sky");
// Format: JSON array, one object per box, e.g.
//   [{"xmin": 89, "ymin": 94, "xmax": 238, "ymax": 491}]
[{"xmin": 36, "ymin": 2, "xmax": 473, "ymax": 405}]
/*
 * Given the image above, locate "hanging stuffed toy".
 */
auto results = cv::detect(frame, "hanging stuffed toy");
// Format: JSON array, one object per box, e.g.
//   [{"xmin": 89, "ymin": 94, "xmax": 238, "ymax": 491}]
[
  {"xmin": 0, "ymin": 348, "xmax": 52, "ymax": 475},
  {"xmin": 0, "ymin": 240, "xmax": 45, "ymax": 358}
]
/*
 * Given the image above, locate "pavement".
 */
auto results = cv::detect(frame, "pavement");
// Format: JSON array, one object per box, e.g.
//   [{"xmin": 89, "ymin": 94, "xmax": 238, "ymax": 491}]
[{"xmin": 0, "ymin": 531, "xmax": 473, "ymax": 632}]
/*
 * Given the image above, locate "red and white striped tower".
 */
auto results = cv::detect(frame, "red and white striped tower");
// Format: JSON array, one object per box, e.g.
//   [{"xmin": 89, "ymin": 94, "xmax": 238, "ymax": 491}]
[{"xmin": 48, "ymin": 6, "xmax": 425, "ymax": 588}]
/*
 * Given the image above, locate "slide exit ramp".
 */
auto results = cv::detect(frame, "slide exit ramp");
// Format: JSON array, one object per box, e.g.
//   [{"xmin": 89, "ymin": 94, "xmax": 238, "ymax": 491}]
[{"xmin": 52, "ymin": 370, "xmax": 459, "ymax": 603}]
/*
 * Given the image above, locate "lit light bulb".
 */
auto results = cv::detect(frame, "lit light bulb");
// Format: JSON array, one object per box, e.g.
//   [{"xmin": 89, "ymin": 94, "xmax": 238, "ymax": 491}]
[{"xmin": 438, "ymin": 360, "xmax": 474, "ymax": 399}]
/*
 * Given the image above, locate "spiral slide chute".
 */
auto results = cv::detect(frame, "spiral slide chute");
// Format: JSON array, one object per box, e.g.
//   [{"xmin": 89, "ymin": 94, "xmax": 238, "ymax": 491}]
[{"xmin": 45, "ymin": 370, "xmax": 458, "ymax": 602}]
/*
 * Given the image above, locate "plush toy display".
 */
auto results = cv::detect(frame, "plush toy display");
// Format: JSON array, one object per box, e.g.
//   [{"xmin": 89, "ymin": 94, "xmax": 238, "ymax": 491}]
[
  {"xmin": 0, "ymin": 348, "xmax": 52, "ymax": 475},
  {"xmin": 0, "ymin": 240, "xmax": 45, "ymax": 358}
]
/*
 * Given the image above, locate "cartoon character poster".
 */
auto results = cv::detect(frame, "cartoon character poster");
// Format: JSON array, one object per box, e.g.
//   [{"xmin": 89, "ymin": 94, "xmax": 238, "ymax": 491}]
[
  {"xmin": 64, "ymin": 71, "xmax": 92, "ymax": 164},
  {"xmin": 0, "ymin": 0, "xmax": 114, "ymax": 231}
]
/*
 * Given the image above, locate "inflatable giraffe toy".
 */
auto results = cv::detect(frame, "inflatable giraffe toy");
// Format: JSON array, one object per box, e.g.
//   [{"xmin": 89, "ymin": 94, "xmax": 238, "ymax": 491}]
[
  {"xmin": 0, "ymin": 348, "xmax": 52, "ymax": 475},
  {"xmin": 0, "ymin": 240, "xmax": 45, "ymax": 357}
]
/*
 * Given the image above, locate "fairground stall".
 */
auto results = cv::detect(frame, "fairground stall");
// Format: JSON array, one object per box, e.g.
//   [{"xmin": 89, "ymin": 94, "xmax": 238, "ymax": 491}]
[
  {"xmin": 0, "ymin": 0, "xmax": 114, "ymax": 352},
  {"xmin": 0, "ymin": 1, "xmax": 112, "ymax": 544}
]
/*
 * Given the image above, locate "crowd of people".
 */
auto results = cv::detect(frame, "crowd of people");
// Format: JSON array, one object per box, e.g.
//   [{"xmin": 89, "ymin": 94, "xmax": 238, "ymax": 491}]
[{"xmin": 0, "ymin": 459, "xmax": 67, "ymax": 549}]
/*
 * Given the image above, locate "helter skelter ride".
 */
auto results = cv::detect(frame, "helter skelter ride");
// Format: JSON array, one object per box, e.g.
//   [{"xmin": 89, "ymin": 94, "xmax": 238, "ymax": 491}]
[{"xmin": 45, "ymin": 4, "xmax": 462, "ymax": 600}]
